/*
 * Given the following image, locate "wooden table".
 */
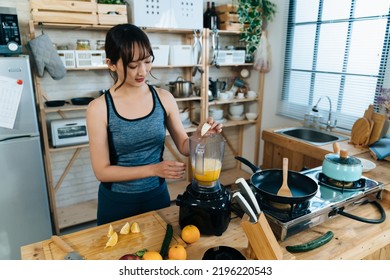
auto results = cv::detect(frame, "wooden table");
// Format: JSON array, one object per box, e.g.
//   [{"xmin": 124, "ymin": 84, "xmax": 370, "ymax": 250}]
[{"xmin": 21, "ymin": 152, "xmax": 390, "ymax": 260}]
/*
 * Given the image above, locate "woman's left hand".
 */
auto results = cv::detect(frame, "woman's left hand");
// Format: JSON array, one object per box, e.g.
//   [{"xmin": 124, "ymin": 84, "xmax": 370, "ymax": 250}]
[{"xmin": 197, "ymin": 117, "xmax": 223, "ymax": 135}]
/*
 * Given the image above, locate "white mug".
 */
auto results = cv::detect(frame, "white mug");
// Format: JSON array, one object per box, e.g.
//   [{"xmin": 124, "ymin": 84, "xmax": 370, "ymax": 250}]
[
  {"xmin": 219, "ymin": 91, "xmax": 229, "ymax": 100},
  {"xmin": 237, "ymin": 92, "xmax": 245, "ymax": 99},
  {"xmin": 225, "ymin": 91, "xmax": 234, "ymax": 100}
]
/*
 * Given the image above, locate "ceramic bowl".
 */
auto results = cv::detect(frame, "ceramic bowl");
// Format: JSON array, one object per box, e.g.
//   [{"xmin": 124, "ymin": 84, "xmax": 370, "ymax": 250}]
[
  {"xmin": 229, "ymin": 103, "xmax": 244, "ymax": 116},
  {"xmin": 209, "ymin": 108, "xmax": 224, "ymax": 120},
  {"xmin": 246, "ymin": 91, "xmax": 257, "ymax": 98},
  {"xmin": 179, "ymin": 110, "xmax": 189, "ymax": 122},
  {"xmin": 245, "ymin": 112, "xmax": 258, "ymax": 121}
]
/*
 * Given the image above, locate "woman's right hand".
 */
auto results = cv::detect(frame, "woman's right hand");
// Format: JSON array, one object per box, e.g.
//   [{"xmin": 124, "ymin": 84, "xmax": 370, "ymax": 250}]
[{"xmin": 154, "ymin": 160, "xmax": 186, "ymax": 179}]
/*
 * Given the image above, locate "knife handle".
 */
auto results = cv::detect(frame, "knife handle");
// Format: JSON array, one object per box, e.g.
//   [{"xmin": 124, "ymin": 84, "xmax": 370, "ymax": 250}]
[{"xmin": 51, "ymin": 235, "xmax": 74, "ymax": 253}]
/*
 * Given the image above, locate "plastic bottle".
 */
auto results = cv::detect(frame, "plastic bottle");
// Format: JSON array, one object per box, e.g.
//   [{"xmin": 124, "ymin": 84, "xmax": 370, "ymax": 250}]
[
  {"xmin": 203, "ymin": 2, "xmax": 211, "ymax": 29},
  {"xmin": 210, "ymin": 2, "xmax": 219, "ymax": 30}
]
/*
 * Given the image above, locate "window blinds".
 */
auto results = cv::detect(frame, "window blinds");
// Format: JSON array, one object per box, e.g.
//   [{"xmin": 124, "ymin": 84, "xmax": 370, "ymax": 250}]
[{"xmin": 278, "ymin": 0, "xmax": 390, "ymax": 130}]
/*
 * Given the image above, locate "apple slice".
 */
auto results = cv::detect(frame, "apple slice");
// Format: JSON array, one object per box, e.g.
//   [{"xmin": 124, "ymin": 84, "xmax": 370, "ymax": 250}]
[{"xmin": 201, "ymin": 123, "xmax": 211, "ymax": 136}]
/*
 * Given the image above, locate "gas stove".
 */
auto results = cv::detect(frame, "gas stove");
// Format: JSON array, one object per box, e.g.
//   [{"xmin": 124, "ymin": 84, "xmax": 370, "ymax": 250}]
[{"xmin": 261, "ymin": 166, "xmax": 385, "ymax": 241}]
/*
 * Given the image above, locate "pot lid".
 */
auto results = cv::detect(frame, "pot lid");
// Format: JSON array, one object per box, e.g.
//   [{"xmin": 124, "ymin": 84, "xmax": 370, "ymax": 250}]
[{"xmin": 325, "ymin": 150, "xmax": 361, "ymax": 165}]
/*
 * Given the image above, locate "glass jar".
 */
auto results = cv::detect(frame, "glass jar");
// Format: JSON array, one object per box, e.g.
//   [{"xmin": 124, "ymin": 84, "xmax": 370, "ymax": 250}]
[
  {"xmin": 96, "ymin": 40, "xmax": 105, "ymax": 50},
  {"xmin": 76, "ymin": 39, "xmax": 91, "ymax": 50}
]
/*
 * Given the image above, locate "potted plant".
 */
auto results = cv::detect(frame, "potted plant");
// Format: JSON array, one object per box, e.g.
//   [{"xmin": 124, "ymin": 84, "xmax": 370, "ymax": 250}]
[{"xmin": 236, "ymin": 0, "xmax": 277, "ymax": 58}]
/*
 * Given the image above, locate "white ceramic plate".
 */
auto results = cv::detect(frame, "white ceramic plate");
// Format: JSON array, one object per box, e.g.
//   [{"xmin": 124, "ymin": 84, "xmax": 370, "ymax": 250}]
[{"xmin": 357, "ymin": 158, "xmax": 376, "ymax": 172}]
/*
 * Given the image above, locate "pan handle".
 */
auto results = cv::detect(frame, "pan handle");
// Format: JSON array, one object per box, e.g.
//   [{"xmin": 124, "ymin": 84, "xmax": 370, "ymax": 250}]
[
  {"xmin": 336, "ymin": 200, "xmax": 386, "ymax": 224},
  {"xmin": 235, "ymin": 156, "xmax": 260, "ymax": 173}
]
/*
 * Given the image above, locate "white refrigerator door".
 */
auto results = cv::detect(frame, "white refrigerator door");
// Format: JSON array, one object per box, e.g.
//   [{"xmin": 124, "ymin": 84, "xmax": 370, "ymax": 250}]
[
  {"xmin": 0, "ymin": 56, "xmax": 40, "ymax": 139},
  {"xmin": 0, "ymin": 136, "xmax": 52, "ymax": 259}
]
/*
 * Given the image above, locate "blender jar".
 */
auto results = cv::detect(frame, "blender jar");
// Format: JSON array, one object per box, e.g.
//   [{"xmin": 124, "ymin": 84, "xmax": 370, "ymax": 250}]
[{"xmin": 189, "ymin": 133, "xmax": 225, "ymax": 188}]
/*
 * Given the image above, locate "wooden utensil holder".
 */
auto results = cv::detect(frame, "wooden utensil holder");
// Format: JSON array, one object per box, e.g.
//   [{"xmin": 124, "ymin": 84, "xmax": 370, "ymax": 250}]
[{"xmin": 241, "ymin": 213, "xmax": 283, "ymax": 260}]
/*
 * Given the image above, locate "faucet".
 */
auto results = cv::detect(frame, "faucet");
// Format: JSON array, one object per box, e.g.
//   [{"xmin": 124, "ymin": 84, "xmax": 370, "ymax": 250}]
[{"xmin": 312, "ymin": 96, "xmax": 337, "ymax": 131}]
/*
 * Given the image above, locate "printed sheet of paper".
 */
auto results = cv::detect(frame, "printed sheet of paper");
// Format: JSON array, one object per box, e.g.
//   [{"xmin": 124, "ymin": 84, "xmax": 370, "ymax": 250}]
[{"xmin": 0, "ymin": 75, "xmax": 24, "ymax": 129}]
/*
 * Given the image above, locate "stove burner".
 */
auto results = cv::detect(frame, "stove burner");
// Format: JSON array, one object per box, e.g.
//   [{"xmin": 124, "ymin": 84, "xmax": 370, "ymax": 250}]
[
  {"xmin": 317, "ymin": 173, "xmax": 366, "ymax": 191},
  {"xmin": 259, "ymin": 196, "xmax": 311, "ymax": 222}
]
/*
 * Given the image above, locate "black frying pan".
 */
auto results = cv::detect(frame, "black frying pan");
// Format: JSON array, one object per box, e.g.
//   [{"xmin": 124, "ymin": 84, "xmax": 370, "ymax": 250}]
[
  {"xmin": 71, "ymin": 97, "xmax": 94, "ymax": 105},
  {"xmin": 235, "ymin": 156, "xmax": 318, "ymax": 205},
  {"xmin": 45, "ymin": 100, "xmax": 68, "ymax": 107}
]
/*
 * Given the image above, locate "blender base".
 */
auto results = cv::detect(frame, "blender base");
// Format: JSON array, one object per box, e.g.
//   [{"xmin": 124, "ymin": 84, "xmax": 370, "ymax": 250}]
[{"xmin": 176, "ymin": 181, "xmax": 232, "ymax": 236}]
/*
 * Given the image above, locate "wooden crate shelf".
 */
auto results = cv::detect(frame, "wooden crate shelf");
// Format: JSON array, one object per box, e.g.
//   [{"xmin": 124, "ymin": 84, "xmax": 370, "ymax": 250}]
[{"xmin": 30, "ymin": 0, "xmax": 98, "ymax": 25}]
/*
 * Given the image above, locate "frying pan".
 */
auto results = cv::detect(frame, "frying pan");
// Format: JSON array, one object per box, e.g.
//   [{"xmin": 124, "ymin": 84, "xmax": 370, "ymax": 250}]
[
  {"xmin": 235, "ymin": 156, "xmax": 318, "ymax": 205},
  {"xmin": 45, "ymin": 100, "xmax": 68, "ymax": 107},
  {"xmin": 71, "ymin": 97, "xmax": 94, "ymax": 105}
]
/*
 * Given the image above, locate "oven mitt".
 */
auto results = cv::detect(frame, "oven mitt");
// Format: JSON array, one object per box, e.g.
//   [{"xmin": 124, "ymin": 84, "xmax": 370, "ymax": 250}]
[
  {"xmin": 369, "ymin": 134, "xmax": 390, "ymax": 160},
  {"xmin": 27, "ymin": 34, "xmax": 66, "ymax": 80}
]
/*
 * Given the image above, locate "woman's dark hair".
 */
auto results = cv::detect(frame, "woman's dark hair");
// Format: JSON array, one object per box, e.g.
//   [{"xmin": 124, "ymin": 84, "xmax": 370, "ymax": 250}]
[{"xmin": 105, "ymin": 24, "xmax": 154, "ymax": 90}]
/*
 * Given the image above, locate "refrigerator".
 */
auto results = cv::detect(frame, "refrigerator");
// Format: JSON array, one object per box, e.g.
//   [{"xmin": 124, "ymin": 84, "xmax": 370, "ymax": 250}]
[{"xmin": 0, "ymin": 55, "xmax": 53, "ymax": 259}]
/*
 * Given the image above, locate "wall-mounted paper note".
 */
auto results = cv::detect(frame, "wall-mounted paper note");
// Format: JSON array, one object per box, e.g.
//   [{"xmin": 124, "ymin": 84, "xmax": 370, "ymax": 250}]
[{"xmin": 0, "ymin": 76, "xmax": 23, "ymax": 129}]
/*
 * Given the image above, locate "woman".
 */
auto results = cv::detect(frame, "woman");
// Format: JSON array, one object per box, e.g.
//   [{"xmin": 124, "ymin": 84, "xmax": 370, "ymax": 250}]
[{"xmin": 87, "ymin": 24, "xmax": 222, "ymax": 225}]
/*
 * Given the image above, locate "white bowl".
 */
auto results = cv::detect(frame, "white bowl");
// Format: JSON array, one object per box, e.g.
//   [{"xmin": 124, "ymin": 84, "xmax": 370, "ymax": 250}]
[
  {"xmin": 245, "ymin": 112, "xmax": 258, "ymax": 121},
  {"xmin": 246, "ymin": 91, "xmax": 257, "ymax": 98},
  {"xmin": 209, "ymin": 108, "xmax": 224, "ymax": 120},
  {"xmin": 179, "ymin": 110, "xmax": 189, "ymax": 122},
  {"xmin": 229, "ymin": 103, "xmax": 244, "ymax": 116}
]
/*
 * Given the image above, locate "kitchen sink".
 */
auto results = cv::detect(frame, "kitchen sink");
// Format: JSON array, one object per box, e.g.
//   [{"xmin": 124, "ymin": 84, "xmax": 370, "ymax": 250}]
[{"xmin": 274, "ymin": 127, "xmax": 348, "ymax": 146}]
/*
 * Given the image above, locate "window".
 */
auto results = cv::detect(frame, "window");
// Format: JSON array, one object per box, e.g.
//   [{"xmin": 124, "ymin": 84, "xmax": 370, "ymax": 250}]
[{"xmin": 279, "ymin": 0, "xmax": 390, "ymax": 130}]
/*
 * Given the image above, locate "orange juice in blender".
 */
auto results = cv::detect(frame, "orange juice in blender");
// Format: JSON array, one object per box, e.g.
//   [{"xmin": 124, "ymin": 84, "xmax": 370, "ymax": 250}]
[
  {"xmin": 189, "ymin": 133, "xmax": 225, "ymax": 188},
  {"xmin": 192, "ymin": 158, "xmax": 222, "ymax": 185}
]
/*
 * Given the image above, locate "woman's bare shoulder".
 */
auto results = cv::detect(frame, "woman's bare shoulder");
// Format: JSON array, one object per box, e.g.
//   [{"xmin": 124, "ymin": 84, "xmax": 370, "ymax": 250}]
[{"xmin": 87, "ymin": 94, "xmax": 106, "ymax": 115}]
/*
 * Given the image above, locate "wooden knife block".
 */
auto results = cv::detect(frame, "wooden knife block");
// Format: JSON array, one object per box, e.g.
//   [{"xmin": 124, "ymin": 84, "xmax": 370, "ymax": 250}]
[{"xmin": 241, "ymin": 213, "xmax": 283, "ymax": 260}]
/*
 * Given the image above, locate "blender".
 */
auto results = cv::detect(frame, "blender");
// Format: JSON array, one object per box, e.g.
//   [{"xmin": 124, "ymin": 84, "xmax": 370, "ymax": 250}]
[{"xmin": 176, "ymin": 132, "xmax": 231, "ymax": 236}]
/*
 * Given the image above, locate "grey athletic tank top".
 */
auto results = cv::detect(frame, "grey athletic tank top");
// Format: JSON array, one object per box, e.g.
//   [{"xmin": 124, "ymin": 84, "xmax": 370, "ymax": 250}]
[{"xmin": 105, "ymin": 85, "xmax": 167, "ymax": 193}]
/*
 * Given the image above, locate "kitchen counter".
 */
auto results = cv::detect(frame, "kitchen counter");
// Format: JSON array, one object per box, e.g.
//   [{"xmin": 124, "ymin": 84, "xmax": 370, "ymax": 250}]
[{"xmin": 21, "ymin": 152, "xmax": 390, "ymax": 260}]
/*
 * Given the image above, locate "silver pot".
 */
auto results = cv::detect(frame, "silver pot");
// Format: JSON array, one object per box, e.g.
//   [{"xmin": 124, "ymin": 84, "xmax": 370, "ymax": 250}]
[{"xmin": 167, "ymin": 76, "xmax": 194, "ymax": 98}]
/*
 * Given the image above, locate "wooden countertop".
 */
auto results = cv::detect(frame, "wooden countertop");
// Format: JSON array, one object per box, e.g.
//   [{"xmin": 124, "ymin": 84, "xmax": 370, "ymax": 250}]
[{"xmin": 21, "ymin": 152, "xmax": 390, "ymax": 260}]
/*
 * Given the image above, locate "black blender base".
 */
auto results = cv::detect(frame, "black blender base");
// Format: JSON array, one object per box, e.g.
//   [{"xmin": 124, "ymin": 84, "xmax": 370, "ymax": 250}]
[
  {"xmin": 176, "ymin": 182, "xmax": 232, "ymax": 236},
  {"xmin": 179, "ymin": 207, "xmax": 229, "ymax": 236}
]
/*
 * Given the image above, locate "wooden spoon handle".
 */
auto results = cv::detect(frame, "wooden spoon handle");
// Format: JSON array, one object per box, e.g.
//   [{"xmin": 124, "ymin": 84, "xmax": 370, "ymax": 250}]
[
  {"xmin": 333, "ymin": 142, "xmax": 340, "ymax": 154},
  {"xmin": 282, "ymin": 158, "xmax": 288, "ymax": 185}
]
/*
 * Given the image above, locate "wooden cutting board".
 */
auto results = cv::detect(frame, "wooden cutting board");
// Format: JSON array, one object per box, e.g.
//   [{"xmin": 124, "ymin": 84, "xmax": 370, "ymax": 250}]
[
  {"xmin": 349, "ymin": 117, "xmax": 372, "ymax": 148},
  {"xmin": 42, "ymin": 211, "xmax": 185, "ymax": 260},
  {"xmin": 368, "ymin": 112, "xmax": 387, "ymax": 145}
]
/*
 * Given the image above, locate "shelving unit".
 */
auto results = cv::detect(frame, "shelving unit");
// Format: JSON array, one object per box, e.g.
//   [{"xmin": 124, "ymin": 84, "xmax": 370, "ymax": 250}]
[{"xmin": 29, "ymin": 20, "xmax": 263, "ymax": 233}]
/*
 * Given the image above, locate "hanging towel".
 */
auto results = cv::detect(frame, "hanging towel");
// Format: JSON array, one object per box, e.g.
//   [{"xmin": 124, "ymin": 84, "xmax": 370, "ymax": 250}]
[{"xmin": 27, "ymin": 34, "xmax": 66, "ymax": 80}]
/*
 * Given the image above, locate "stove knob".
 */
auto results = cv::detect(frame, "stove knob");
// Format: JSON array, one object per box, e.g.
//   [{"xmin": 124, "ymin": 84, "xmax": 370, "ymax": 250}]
[{"xmin": 7, "ymin": 42, "xmax": 19, "ymax": 52}]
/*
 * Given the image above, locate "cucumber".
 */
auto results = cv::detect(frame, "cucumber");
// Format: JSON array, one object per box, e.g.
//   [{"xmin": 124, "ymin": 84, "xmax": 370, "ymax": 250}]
[
  {"xmin": 159, "ymin": 224, "xmax": 173, "ymax": 259},
  {"xmin": 286, "ymin": 231, "xmax": 334, "ymax": 253}
]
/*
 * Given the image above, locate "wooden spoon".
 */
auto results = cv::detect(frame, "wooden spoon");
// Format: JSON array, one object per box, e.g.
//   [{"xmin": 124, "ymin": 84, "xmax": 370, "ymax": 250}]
[{"xmin": 277, "ymin": 158, "xmax": 293, "ymax": 197}]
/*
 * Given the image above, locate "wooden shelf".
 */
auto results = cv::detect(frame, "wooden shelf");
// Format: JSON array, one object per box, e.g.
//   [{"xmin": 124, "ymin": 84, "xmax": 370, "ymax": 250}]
[
  {"xmin": 209, "ymin": 97, "xmax": 258, "ymax": 105},
  {"xmin": 44, "ymin": 104, "xmax": 88, "ymax": 113},
  {"xmin": 211, "ymin": 63, "xmax": 254, "ymax": 67}
]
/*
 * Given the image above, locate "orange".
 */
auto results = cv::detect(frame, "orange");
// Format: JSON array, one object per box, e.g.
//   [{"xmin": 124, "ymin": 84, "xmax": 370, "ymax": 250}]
[
  {"xmin": 181, "ymin": 225, "xmax": 200, "ymax": 244},
  {"xmin": 142, "ymin": 251, "xmax": 163, "ymax": 260},
  {"xmin": 168, "ymin": 244, "xmax": 187, "ymax": 260}
]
